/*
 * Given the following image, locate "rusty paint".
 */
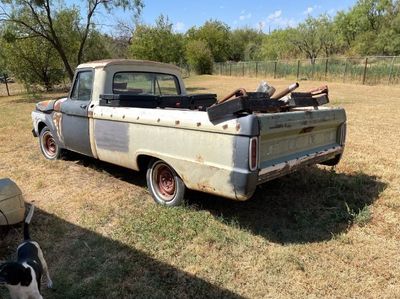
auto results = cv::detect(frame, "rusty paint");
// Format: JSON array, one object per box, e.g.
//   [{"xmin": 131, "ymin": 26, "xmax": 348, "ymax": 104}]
[
  {"xmin": 236, "ymin": 123, "xmax": 241, "ymax": 131},
  {"xmin": 157, "ymin": 118, "xmax": 160, "ymax": 123},
  {"xmin": 222, "ymin": 124, "xmax": 228, "ymax": 130},
  {"xmin": 196, "ymin": 122, "xmax": 201, "ymax": 127},
  {"xmin": 258, "ymin": 146, "xmax": 343, "ymax": 184},
  {"xmin": 195, "ymin": 155, "xmax": 204, "ymax": 163},
  {"xmin": 36, "ymin": 100, "xmax": 53, "ymax": 111},
  {"xmin": 52, "ymin": 112, "xmax": 63, "ymax": 143},
  {"xmin": 175, "ymin": 120, "xmax": 180, "ymax": 125},
  {"xmin": 54, "ymin": 98, "xmax": 67, "ymax": 112},
  {"xmin": 197, "ymin": 183, "xmax": 216, "ymax": 193}
]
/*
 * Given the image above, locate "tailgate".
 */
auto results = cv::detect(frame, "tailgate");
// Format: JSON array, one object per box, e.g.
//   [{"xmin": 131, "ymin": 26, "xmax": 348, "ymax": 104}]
[{"xmin": 257, "ymin": 107, "xmax": 346, "ymax": 182}]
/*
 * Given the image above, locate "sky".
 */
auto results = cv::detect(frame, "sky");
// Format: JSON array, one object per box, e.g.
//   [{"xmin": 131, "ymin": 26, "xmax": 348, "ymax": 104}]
[{"xmin": 96, "ymin": 0, "xmax": 358, "ymax": 33}]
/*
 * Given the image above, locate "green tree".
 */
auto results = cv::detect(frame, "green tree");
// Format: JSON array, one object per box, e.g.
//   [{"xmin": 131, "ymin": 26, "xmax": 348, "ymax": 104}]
[
  {"xmin": 186, "ymin": 20, "xmax": 231, "ymax": 62},
  {"xmin": 185, "ymin": 40, "xmax": 213, "ymax": 74},
  {"xmin": 260, "ymin": 28, "xmax": 300, "ymax": 60},
  {"xmin": 230, "ymin": 27, "xmax": 264, "ymax": 61},
  {"xmin": 2, "ymin": 35, "xmax": 64, "ymax": 90},
  {"xmin": 292, "ymin": 17, "xmax": 323, "ymax": 63},
  {"xmin": 0, "ymin": 0, "xmax": 143, "ymax": 80},
  {"xmin": 129, "ymin": 15, "xmax": 184, "ymax": 64}
]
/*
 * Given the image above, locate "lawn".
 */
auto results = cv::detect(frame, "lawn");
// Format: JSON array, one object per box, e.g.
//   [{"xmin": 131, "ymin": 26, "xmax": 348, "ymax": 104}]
[{"xmin": 0, "ymin": 76, "xmax": 399, "ymax": 298}]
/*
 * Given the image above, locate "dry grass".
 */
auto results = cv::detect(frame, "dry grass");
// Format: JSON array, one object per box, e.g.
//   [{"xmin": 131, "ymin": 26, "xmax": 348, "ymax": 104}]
[{"xmin": 0, "ymin": 76, "xmax": 399, "ymax": 298}]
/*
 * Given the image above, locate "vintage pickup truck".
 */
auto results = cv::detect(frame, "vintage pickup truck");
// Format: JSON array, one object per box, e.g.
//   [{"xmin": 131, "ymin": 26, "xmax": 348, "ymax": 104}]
[{"xmin": 31, "ymin": 59, "xmax": 346, "ymax": 206}]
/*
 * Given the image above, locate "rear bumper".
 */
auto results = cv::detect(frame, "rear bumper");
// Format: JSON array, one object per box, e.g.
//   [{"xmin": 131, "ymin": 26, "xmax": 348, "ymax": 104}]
[{"xmin": 257, "ymin": 145, "xmax": 343, "ymax": 184}]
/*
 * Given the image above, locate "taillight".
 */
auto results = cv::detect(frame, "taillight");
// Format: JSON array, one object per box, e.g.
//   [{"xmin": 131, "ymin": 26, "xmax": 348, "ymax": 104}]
[{"xmin": 249, "ymin": 137, "xmax": 259, "ymax": 171}]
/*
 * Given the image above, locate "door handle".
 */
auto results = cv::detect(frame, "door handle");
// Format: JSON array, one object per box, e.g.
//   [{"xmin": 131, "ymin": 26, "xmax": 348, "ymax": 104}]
[{"xmin": 80, "ymin": 104, "xmax": 87, "ymax": 109}]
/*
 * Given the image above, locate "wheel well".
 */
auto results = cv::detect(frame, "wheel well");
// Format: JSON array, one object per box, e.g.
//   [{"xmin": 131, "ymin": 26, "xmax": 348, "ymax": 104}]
[
  {"xmin": 136, "ymin": 155, "xmax": 153, "ymax": 172},
  {"xmin": 38, "ymin": 122, "xmax": 47, "ymax": 134}
]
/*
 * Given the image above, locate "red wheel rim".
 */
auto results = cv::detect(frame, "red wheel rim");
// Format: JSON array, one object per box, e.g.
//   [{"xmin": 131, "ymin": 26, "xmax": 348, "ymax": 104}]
[
  {"xmin": 153, "ymin": 164, "xmax": 176, "ymax": 201},
  {"xmin": 42, "ymin": 131, "xmax": 57, "ymax": 157}
]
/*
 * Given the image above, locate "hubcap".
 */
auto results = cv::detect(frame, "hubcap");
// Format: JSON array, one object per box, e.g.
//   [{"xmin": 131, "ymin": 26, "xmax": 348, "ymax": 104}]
[
  {"xmin": 153, "ymin": 164, "xmax": 176, "ymax": 201},
  {"xmin": 42, "ymin": 131, "xmax": 57, "ymax": 157}
]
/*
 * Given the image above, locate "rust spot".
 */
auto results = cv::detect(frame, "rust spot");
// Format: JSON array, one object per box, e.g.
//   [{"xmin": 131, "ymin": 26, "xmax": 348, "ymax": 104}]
[
  {"xmin": 222, "ymin": 124, "xmax": 228, "ymax": 130},
  {"xmin": 196, "ymin": 122, "xmax": 201, "ymax": 127},
  {"xmin": 197, "ymin": 183, "xmax": 216, "ymax": 193},
  {"xmin": 195, "ymin": 155, "xmax": 204, "ymax": 163},
  {"xmin": 88, "ymin": 111, "xmax": 93, "ymax": 118},
  {"xmin": 236, "ymin": 123, "xmax": 241, "ymax": 131},
  {"xmin": 136, "ymin": 116, "xmax": 140, "ymax": 120},
  {"xmin": 110, "ymin": 114, "xmax": 113, "ymax": 118},
  {"xmin": 52, "ymin": 112, "xmax": 63, "ymax": 142},
  {"xmin": 175, "ymin": 120, "xmax": 180, "ymax": 125},
  {"xmin": 122, "ymin": 115, "xmax": 125, "ymax": 119},
  {"xmin": 54, "ymin": 98, "xmax": 67, "ymax": 112},
  {"xmin": 300, "ymin": 126, "xmax": 315, "ymax": 134},
  {"xmin": 157, "ymin": 118, "xmax": 160, "ymax": 123}
]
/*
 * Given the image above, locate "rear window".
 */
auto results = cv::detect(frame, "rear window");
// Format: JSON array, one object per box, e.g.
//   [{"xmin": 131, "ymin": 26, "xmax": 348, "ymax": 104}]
[{"xmin": 113, "ymin": 72, "xmax": 180, "ymax": 95}]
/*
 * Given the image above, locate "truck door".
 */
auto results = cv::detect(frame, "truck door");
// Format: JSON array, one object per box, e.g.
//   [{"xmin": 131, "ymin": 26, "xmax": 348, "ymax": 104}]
[{"xmin": 60, "ymin": 70, "xmax": 94, "ymax": 157}]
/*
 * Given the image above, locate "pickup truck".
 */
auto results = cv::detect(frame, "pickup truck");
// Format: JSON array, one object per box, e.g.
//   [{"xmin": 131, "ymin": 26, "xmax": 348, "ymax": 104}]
[{"xmin": 31, "ymin": 59, "xmax": 346, "ymax": 206}]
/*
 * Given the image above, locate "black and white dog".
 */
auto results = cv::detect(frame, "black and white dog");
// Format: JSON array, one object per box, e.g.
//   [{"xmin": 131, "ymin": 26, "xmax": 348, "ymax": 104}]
[{"xmin": 0, "ymin": 205, "xmax": 52, "ymax": 299}]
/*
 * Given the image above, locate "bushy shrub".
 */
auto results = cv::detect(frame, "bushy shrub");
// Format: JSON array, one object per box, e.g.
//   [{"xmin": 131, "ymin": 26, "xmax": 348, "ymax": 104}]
[{"xmin": 185, "ymin": 40, "xmax": 213, "ymax": 75}]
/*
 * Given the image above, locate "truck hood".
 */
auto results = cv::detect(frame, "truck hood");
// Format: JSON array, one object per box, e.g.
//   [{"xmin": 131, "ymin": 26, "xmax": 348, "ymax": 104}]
[{"xmin": 36, "ymin": 97, "xmax": 67, "ymax": 112}]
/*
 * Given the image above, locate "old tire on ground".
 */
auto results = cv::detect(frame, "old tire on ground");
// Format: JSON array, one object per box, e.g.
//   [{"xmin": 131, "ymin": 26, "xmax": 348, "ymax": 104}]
[
  {"xmin": 146, "ymin": 159, "xmax": 186, "ymax": 206},
  {"xmin": 39, "ymin": 126, "xmax": 61, "ymax": 160}
]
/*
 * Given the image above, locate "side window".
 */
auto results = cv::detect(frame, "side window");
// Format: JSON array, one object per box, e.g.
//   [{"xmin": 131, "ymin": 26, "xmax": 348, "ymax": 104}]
[{"xmin": 70, "ymin": 71, "xmax": 93, "ymax": 101}]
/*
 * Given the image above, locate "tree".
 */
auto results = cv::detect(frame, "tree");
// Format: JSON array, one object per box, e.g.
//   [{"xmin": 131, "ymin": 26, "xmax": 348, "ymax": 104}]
[
  {"xmin": 0, "ymin": 0, "xmax": 143, "ymax": 80},
  {"xmin": 230, "ymin": 28, "xmax": 264, "ymax": 61},
  {"xmin": 260, "ymin": 28, "xmax": 300, "ymax": 60},
  {"xmin": 186, "ymin": 20, "xmax": 232, "ymax": 62},
  {"xmin": 2, "ymin": 35, "xmax": 64, "ymax": 90},
  {"xmin": 185, "ymin": 40, "xmax": 213, "ymax": 74},
  {"xmin": 129, "ymin": 15, "xmax": 184, "ymax": 64}
]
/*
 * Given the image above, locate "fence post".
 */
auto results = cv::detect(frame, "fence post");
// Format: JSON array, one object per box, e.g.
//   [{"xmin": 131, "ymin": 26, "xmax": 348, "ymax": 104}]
[
  {"xmin": 325, "ymin": 58, "xmax": 329, "ymax": 80},
  {"xmin": 362, "ymin": 57, "xmax": 368, "ymax": 85},
  {"xmin": 343, "ymin": 58, "xmax": 348, "ymax": 83},
  {"xmin": 3, "ymin": 73, "xmax": 10, "ymax": 96},
  {"xmin": 388, "ymin": 56, "xmax": 395, "ymax": 84},
  {"xmin": 255, "ymin": 62, "xmax": 258, "ymax": 78},
  {"xmin": 274, "ymin": 61, "xmax": 277, "ymax": 79},
  {"xmin": 296, "ymin": 60, "xmax": 300, "ymax": 80},
  {"xmin": 220, "ymin": 63, "xmax": 222, "ymax": 76},
  {"xmin": 242, "ymin": 63, "xmax": 245, "ymax": 77},
  {"xmin": 229, "ymin": 63, "xmax": 232, "ymax": 76}
]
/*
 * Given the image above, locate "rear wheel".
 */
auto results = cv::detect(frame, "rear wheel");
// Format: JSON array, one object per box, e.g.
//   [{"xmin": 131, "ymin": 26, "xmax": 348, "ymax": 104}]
[
  {"xmin": 39, "ymin": 126, "xmax": 61, "ymax": 160},
  {"xmin": 146, "ymin": 159, "xmax": 186, "ymax": 206}
]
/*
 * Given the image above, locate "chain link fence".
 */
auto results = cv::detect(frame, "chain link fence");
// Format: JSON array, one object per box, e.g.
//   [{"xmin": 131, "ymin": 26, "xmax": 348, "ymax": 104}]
[{"xmin": 214, "ymin": 56, "xmax": 400, "ymax": 85}]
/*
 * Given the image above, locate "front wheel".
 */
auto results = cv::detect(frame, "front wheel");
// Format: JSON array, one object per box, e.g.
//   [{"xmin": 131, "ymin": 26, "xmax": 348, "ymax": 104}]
[
  {"xmin": 39, "ymin": 126, "xmax": 61, "ymax": 160},
  {"xmin": 146, "ymin": 159, "xmax": 186, "ymax": 206}
]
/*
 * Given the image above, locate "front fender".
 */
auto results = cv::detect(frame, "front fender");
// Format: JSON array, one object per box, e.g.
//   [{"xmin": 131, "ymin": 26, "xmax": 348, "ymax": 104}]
[{"xmin": 31, "ymin": 111, "xmax": 65, "ymax": 148}]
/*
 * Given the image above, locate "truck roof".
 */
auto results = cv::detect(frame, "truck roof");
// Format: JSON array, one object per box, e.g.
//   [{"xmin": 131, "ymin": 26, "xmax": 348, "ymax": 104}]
[{"xmin": 77, "ymin": 59, "xmax": 181, "ymax": 72}]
